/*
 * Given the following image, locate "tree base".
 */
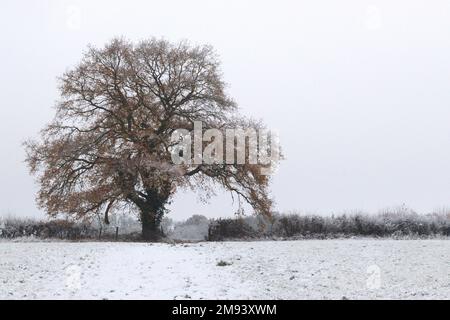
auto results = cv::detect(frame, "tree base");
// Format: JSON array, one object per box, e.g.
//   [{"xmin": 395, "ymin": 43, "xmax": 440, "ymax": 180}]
[{"xmin": 141, "ymin": 224, "xmax": 164, "ymax": 242}]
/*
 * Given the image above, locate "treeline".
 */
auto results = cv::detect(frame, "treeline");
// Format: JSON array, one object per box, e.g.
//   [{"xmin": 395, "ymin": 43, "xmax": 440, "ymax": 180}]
[
  {"xmin": 0, "ymin": 219, "xmax": 99, "ymax": 240},
  {"xmin": 1, "ymin": 207, "xmax": 449, "ymax": 241},
  {"xmin": 0, "ymin": 217, "xmax": 141, "ymax": 241},
  {"xmin": 208, "ymin": 209, "xmax": 450, "ymax": 240}
]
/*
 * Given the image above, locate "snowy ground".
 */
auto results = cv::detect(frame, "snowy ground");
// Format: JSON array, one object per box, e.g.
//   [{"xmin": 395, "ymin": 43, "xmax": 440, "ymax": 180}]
[{"xmin": 0, "ymin": 240, "xmax": 448, "ymax": 300}]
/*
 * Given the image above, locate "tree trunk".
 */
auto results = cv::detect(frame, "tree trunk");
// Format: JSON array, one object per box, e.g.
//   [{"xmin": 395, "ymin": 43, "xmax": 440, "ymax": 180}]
[{"xmin": 141, "ymin": 210, "xmax": 163, "ymax": 241}]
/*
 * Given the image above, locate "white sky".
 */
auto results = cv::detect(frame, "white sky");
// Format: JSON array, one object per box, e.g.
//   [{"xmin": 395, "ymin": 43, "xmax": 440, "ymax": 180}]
[{"xmin": 1, "ymin": 0, "xmax": 450, "ymax": 220}]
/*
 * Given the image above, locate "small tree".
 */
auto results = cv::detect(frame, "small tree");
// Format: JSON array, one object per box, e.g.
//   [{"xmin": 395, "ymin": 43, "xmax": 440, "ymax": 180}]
[{"xmin": 25, "ymin": 38, "xmax": 279, "ymax": 241}]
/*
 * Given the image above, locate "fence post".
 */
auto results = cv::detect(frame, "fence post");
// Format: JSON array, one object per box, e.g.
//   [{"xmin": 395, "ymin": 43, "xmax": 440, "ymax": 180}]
[{"xmin": 115, "ymin": 226, "xmax": 119, "ymax": 241}]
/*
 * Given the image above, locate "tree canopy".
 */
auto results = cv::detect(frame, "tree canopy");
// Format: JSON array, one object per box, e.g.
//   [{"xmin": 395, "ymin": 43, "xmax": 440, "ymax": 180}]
[{"xmin": 25, "ymin": 38, "xmax": 280, "ymax": 240}]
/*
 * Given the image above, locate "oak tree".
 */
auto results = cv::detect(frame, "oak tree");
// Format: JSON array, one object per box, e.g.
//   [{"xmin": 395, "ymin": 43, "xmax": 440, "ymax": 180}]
[{"xmin": 25, "ymin": 38, "xmax": 279, "ymax": 240}]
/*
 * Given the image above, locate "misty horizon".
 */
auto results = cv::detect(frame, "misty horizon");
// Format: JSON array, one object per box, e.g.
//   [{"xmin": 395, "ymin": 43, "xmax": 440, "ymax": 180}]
[{"xmin": 1, "ymin": 0, "xmax": 450, "ymax": 220}]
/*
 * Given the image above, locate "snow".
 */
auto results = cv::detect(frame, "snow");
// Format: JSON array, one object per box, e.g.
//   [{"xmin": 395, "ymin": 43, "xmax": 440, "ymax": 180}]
[{"xmin": 0, "ymin": 240, "xmax": 448, "ymax": 300}]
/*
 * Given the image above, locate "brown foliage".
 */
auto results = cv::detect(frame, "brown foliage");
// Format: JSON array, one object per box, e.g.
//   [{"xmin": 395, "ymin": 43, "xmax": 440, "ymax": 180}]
[{"xmin": 25, "ymin": 38, "xmax": 278, "ymax": 240}]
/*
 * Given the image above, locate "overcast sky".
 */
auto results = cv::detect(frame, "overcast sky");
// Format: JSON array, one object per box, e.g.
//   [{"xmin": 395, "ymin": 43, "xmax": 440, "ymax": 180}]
[{"xmin": 1, "ymin": 0, "xmax": 450, "ymax": 220}]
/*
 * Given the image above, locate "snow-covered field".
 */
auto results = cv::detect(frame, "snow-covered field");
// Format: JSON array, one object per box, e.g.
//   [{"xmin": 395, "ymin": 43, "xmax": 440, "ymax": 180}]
[{"xmin": 0, "ymin": 240, "xmax": 448, "ymax": 300}]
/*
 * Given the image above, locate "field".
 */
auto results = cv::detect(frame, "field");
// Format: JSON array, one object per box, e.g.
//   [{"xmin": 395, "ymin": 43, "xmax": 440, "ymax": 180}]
[{"xmin": 0, "ymin": 240, "xmax": 449, "ymax": 300}]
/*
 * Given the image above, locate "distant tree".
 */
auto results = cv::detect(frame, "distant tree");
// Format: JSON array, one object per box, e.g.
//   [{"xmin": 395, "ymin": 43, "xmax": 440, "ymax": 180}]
[
  {"xmin": 184, "ymin": 215, "xmax": 209, "ymax": 226},
  {"xmin": 25, "ymin": 38, "xmax": 279, "ymax": 241}
]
